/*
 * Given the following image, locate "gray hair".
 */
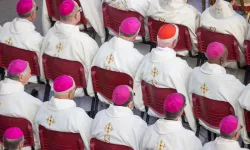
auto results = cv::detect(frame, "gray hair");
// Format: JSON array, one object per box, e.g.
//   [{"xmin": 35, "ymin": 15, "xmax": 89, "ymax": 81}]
[
  {"xmin": 18, "ymin": 3, "xmax": 36, "ymax": 18},
  {"xmin": 7, "ymin": 64, "xmax": 30, "ymax": 81},
  {"xmin": 220, "ymin": 126, "xmax": 239, "ymax": 139},
  {"xmin": 3, "ymin": 136, "xmax": 24, "ymax": 150},
  {"xmin": 60, "ymin": 2, "xmax": 79, "ymax": 22}
]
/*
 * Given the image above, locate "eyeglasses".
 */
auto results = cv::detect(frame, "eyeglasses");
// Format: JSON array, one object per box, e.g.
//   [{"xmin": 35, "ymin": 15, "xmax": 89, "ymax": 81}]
[{"xmin": 78, "ymin": 7, "xmax": 82, "ymax": 12}]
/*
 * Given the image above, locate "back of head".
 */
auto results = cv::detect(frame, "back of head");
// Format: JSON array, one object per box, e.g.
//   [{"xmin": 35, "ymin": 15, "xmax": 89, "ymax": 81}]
[
  {"xmin": 220, "ymin": 115, "xmax": 241, "ymax": 140},
  {"xmin": 16, "ymin": 0, "xmax": 37, "ymax": 21},
  {"xmin": 157, "ymin": 24, "xmax": 179, "ymax": 49},
  {"xmin": 7, "ymin": 59, "xmax": 31, "ymax": 85},
  {"xmin": 53, "ymin": 75, "xmax": 76, "ymax": 100},
  {"xmin": 119, "ymin": 17, "xmax": 141, "ymax": 42},
  {"xmin": 112, "ymin": 85, "xmax": 134, "ymax": 109},
  {"xmin": 3, "ymin": 127, "xmax": 24, "ymax": 150},
  {"xmin": 164, "ymin": 93, "xmax": 186, "ymax": 120},
  {"xmin": 206, "ymin": 42, "xmax": 228, "ymax": 66},
  {"xmin": 59, "ymin": 0, "xmax": 81, "ymax": 25}
]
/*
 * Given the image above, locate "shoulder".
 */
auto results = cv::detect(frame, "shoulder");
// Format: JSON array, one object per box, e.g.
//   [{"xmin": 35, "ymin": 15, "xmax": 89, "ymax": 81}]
[
  {"xmin": 22, "ymin": 92, "xmax": 42, "ymax": 105},
  {"xmin": 186, "ymin": 4, "xmax": 201, "ymax": 15},
  {"xmin": 131, "ymin": 115, "xmax": 147, "ymax": 126},
  {"xmin": 202, "ymin": 141, "xmax": 214, "ymax": 149},
  {"xmin": 2, "ymin": 22, "xmax": 12, "ymax": 29}
]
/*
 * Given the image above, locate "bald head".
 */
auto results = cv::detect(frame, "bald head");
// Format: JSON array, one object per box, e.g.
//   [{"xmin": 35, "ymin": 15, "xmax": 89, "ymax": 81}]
[{"xmin": 206, "ymin": 42, "xmax": 228, "ymax": 66}]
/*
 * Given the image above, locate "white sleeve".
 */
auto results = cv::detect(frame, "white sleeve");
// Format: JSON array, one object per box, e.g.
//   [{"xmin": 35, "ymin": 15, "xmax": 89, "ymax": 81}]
[{"xmin": 42, "ymin": 0, "xmax": 52, "ymax": 35}]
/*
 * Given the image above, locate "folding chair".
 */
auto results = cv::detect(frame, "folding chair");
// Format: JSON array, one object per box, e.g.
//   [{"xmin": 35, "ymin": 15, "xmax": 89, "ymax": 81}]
[
  {"xmin": 0, "ymin": 115, "xmax": 35, "ymax": 150},
  {"xmin": 192, "ymin": 93, "xmax": 235, "ymax": 141},
  {"xmin": 244, "ymin": 109, "xmax": 250, "ymax": 148},
  {"xmin": 244, "ymin": 40, "xmax": 250, "ymax": 85},
  {"xmin": 91, "ymin": 66, "xmax": 133, "ymax": 116},
  {"xmin": 39, "ymin": 125, "xmax": 84, "ymax": 150},
  {"xmin": 196, "ymin": 27, "xmax": 240, "ymax": 67},
  {"xmin": 90, "ymin": 138, "xmax": 132, "ymax": 150},
  {"xmin": 147, "ymin": 17, "xmax": 193, "ymax": 56}
]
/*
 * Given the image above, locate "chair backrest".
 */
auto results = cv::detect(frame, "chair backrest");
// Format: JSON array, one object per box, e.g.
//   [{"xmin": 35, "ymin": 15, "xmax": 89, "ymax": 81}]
[
  {"xmin": 0, "ymin": 43, "xmax": 4, "ymax": 67},
  {"xmin": 148, "ymin": 17, "xmax": 193, "ymax": 52},
  {"xmin": 90, "ymin": 138, "xmax": 133, "ymax": 150},
  {"xmin": 141, "ymin": 80, "xmax": 177, "ymax": 116},
  {"xmin": 244, "ymin": 109, "xmax": 250, "ymax": 132},
  {"xmin": 39, "ymin": 125, "xmax": 84, "ymax": 150},
  {"xmin": 91, "ymin": 66, "xmax": 133, "ymax": 102},
  {"xmin": 197, "ymin": 27, "xmax": 240, "ymax": 62},
  {"xmin": 244, "ymin": 40, "xmax": 250, "ymax": 65},
  {"xmin": 102, "ymin": 2, "xmax": 145, "ymax": 37},
  {"xmin": 0, "ymin": 43, "xmax": 40, "ymax": 76},
  {"xmin": 42, "ymin": 54, "xmax": 87, "ymax": 88},
  {"xmin": 45, "ymin": 0, "xmax": 88, "ymax": 25},
  {"xmin": 0, "ymin": 115, "xmax": 35, "ymax": 147},
  {"xmin": 192, "ymin": 93, "xmax": 235, "ymax": 129}
]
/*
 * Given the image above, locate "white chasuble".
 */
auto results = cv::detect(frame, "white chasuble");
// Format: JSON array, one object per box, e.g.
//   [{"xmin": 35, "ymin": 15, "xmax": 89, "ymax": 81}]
[
  {"xmin": 35, "ymin": 97, "xmax": 93, "ymax": 150},
  {"xmin": 0, "ymin": 78, "xmax": 42, "ymax": 150},
  {"xmin": 133, "ymin": 47, "xmax": 196, "ymax": 131},
  {"xmin": 141, "ymin": 119, "xmax": 202, "ymax": 150},
  {"xmin": 202, "ymin": 137, "xmax": 248, "ymax": 150},
  {"xmin": 40, "ymin": 22, "xmax": 99, "ymax": 97},
  {"xmin": 188, "ymin": 62, "xmax": 249, "ymax": 144},
  {"xmin": 201, "ymin": 0, "xmax": 248, "ymax": 68},
  {"xmin": 147, "ymin": 0, "xmax": 201, "ymax": 56},
  {"xmin": 42, "ymin": 0, "xmax": 105, "ymax": 43},
  {"xmin": 91, "ymin": 105, "xmax": 147, "ymax": 150},
  {"xmin": 87, "ymin": 37, "xmax": 143, "ymax": 103}
]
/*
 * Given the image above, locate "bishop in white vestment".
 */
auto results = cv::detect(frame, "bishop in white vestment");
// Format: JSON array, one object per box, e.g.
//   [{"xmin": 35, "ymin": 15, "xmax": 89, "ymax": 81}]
[
  {"xmin": 87, "ymin": 17, "xmax": 143, "ymax": 103},
  {"xmin": 41, "ymin": 0, "xmax": 99, "ymax": 97},
  {"xmin": 42, "ymin": 0, "xmax": 105, "ymax": 42},
  {"xmin": 133, "ymin": 24, "xmax": 196, "ymax": 131},
  {"xmin": 35, "ymin": 75, "xmax": 93, "ymax": 150},
  {"xmin": 188, "ymin": 42, "xmax": 249, "ymax": 144},
  {"xmin": 201, "ymin": 0, "xmax": 248, "ymax": 68},
  {"xmin": 202, "ymin": 115, "xmax": 248, "ymax": 150},
  {"xmin": 0, "ymin": 60, "xmax": 42, "ymax": 150},
  {"xmin": 147, "ymin": 0, "xmax": 201, "ymax": 56},
  {"xmin": 92, "ymin": 85, "xmax": 147, "ymax": 150},
  {"xmin": 141, "ymin": 93, "xmax": 202, "ymax": 150}
]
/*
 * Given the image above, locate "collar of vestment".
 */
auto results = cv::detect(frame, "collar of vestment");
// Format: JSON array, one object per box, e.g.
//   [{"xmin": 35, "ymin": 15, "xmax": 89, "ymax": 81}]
[
  {"xmin": 159, "ymin": 0, "xmax": 186, "ymax": 10},
  {"xmin": 10, "ymin": 17, "xmax": 35, "ymax": 33},
  {"xmin": 0, "ymin": 78, "xmax": 24, "ymax": 95},
  {"xmin": 52, "ymin": 21, "xmax": 80, "ymax": 39},
  {"xmin": 112, "ymin": 37, "xmax": 134, "ymax": 50},
  {"xmin": 154, "ymin": 119, "xmax": 184, "ymax": 134},
  {"xmin": 149, "ymin": 47, "xmax": 176, "ymax": 62},
  {"xmin": 200, "ymin": 62, "xmax": 226, "ymax": 75},
  {"xmin": 213, "ymin": 137, "xmax": 242, "ymax": 150},
  {"xmin": 209, "ymin": 0, "xmax": 236, "ymax": 19},
  {"xmin": 47, "ymin": 97, "xmax": 76, "ymax": 111},
  {"xmin": 105, "ymin": 104, "xmax": 133, "ymax": 118}
]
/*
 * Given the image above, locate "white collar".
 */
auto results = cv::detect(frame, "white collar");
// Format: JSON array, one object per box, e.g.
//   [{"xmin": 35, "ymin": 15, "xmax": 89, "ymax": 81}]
[
  {"xmin": 105, "ymin": 104, "xmax": 133, "ymax": 118},
  {"xmin": 209, "ymin": 0, "xmax": 236, "ymax": 19},
  {"xmin": 159, "ymin": 0, "xmax": 186, "ymax": 10},
  {"xmin": 213, "ymin": 137, "xmax": 242, "ymax": 150},
  {"xmin": 112, "ymin": 37, "xmax": 135, "ymax": 50},
  {"xmin": 154, "ymin": 119, "xmax": 184, "ymax": 134},
  {"xmin": 149, "ymin": 47, "xmax": 176, "ymax": 62},
  {"xmin": 0, "ymin": 78, "xmax": 24, "ymax": 95},
  {"xmin": 53, "ymin": 21, "xmax": 80, "ymax": 38},
  {"xmin": 17, "ymin": 18, "xmax": 32, "ymax": 24},
  {"xmin": 47, "ymin": 97, "xmax": 76, "ymax": 111},
  {"xmin": 200, "ymin": 62, "xmax": 226, "ymax": 75}
]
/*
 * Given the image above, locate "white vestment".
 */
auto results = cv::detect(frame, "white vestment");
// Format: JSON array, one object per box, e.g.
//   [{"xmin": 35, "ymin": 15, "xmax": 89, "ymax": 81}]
[
  {"xmin": 0, "ymin": 78, "xmax": 42, "ymax": 150},
  {"xmin": 87, "ymin": 36, "xmax": 143, "ymax": 103},
  {"xmin": 102, "ymin": 0, "xmax": 149, "ymax": 17},
  {"xmin": 202, "ymin": 137, "xmax": 248, "ymax": 150},
  {"xmin": 188, "ymin": 62, "xmax": 249, "ymax": 144},
  {"xmin": 147, "ymin": 0, "xmax": 201, "ymax": 56},
  {"xmin": 141, "ymin": 119, "xmax": 202, "ymax": 150},
  {"xmin": 133, "ymin": 47, "xmax": 196, "ymax": 131},
  {"xmin": 91, "ymin": 105, "xmax": 147, "ymax": 150},
  {"xmin": 35, "ymin": 97, "xmax": 93, "ymax": 150},
  {"xmin": 42, "ymin": 0, "xmax": 105, "ymax": 43},
  {"xmin": 239, "ymin": 84, "xmax": 250, "ymax": 111},
  {"xmin": 201, "ymin": 0, "xmax": 248, "ymax": 68},
  {"xmin": 0, "ymin": 18, "xmax": 43, "ymax": 83},
  {"xmin": 41, "ymin": 21, "xmax": 99, "ymax": 97}
]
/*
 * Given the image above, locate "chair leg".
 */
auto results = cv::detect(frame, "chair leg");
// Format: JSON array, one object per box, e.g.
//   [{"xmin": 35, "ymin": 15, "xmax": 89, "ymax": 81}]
[
  {"xmin": 92, "ymin": 31, "xmax": 97, "ymax": 40},
  {"xmin": 244, "ymin": 67, "xmax": 250, "ymax": 85},
  {"xmin": 195, "ymin": 119, "xmax": 200, "ymax": 137},
  {"xmin": 213, "ymin": 133, "xmax": 217, "ymax": 140},
  {"xmin": 31, "ymin": 147, "xmax": 35, "ymax": 150},
  {"xmin": 208, "ymin": 130, "xmax": 212, "ymax": 142},
  {"xmin": 146, "ymin": 114, "xmax": 150, "ymax": 124},
  {"xmin": 140, "ymin": 112, "xmax": 145, "ymax": 119},
  {"xmin": 196, "ymin": 53, "xmax": 201, "ymax": 66},
  {"xmin": 0, "ymin": 67, "xmax": 5, "ymax": 80},
  {"xmin": 105, "ymin": 28, "xmax": 109, "ymax": 42},
  {"xmin": 94, "ymin": 93, "xmax": 99, "ymax": 117},
  {"xmin": 90, "ymin": 97, "xmax": 96, "ymax": 118},
  {"xmin": 43, "ymin": 82, "xmax": 51, "ymax": 102}
]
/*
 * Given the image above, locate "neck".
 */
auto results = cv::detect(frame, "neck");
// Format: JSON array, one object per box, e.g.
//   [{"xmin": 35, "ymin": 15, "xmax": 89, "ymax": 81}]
[
  {"xmin": 119, "ymin": 35, "xmax": 134, "ymax": 42},
  {"xmin": 208, "ymin": 60, "xmax": 221, "ymax": 66},
  {"xmin": 55, "ymin": 95, "xmax": 71, "ymax": 100},
  {"xmin": 61, "ymin": 20, "xmax": 77, "ymax": 26}
]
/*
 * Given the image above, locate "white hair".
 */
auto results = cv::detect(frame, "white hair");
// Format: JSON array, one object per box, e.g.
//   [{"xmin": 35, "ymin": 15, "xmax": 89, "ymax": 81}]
[{"xmin": 157, "ymin": 24, "xmax": 179, "ymax": 47}]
